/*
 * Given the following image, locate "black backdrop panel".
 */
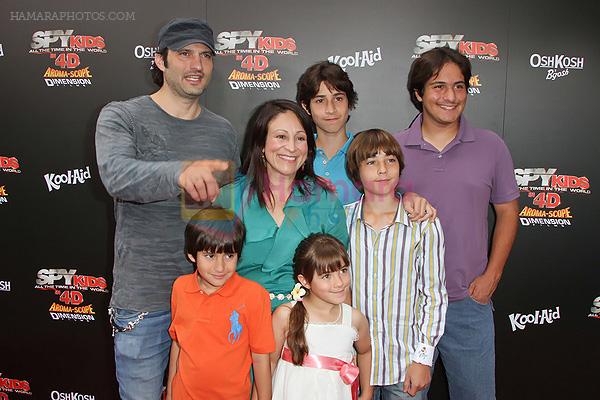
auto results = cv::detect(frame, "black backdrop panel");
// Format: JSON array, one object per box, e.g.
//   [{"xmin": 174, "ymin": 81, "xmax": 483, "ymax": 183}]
[{"xmin": 0, "ymin": 0, "xmax": 598, "ymax": 399}]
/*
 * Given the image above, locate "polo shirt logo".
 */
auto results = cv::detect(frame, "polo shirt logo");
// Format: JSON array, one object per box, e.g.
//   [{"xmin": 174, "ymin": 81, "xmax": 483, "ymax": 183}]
[{"xmin": 228, "ymin": 310, "xmax": 242, "ymax": 344}]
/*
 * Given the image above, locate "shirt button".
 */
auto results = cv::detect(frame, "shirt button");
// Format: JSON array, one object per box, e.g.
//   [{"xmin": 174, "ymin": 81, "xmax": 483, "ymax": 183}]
[
  {"xmin": 438, "ymin": 154, "xmax": 442, "ymax": 158},
  {"xmin": 323, "ymin": 159, "xmax": 327, "ymax": 165},
  {"xmin": 325, "ymin": 172, "xmax": 330, "ymax": 176}
]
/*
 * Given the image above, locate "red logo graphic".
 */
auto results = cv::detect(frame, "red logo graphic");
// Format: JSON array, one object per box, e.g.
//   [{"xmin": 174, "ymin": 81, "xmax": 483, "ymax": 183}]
[
  {"xmin": 515, "ymin": 168, "xmax": 591, "ymax": 227},
  {"xmin": 0, "ymin": 156, "xmax": 20, "ymax": 173},
  {"xmin": 458, "ymin": 41, "xmax": 498, "ymax": 57},
  {"xmin": 0, "ymin": 373, "xmax": 31, "ymax": 396},
  {"xmin": 35, "ymin": 268, "xmax": 108, "ymax": 322},
  {"xmin": 29, "ymin": 29, "xmax": 107, "ymax": 87},
  {"xmin": 413, "ymin": 34, "xmax": 499, "ymax": 61},
  {"xmin": 216, "ymin": 30, "xmax": 298, "ymax": 90}
]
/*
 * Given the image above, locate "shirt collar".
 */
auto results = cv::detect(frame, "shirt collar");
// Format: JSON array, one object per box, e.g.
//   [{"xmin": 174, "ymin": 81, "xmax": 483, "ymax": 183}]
[
  {"xmin": 404, "ymin": 114, "xmax": 475, "ymax": 147},
  {"xmin": 184, "ymin": 271, "xmax": 240, "ymax": 297},
  {"xmin": 314, "ymin": 131, "xmax": 353, "ymax": 155},
  {"xmin": 355, "ymin": 193, "xmax": 412, "ymax": 228}
]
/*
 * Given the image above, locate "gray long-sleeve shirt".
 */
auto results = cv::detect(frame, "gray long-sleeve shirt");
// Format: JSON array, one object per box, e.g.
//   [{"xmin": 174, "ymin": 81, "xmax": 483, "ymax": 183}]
[{"xmin": 95, "ymin": 95, "xmax": 239, "ymax": 311}]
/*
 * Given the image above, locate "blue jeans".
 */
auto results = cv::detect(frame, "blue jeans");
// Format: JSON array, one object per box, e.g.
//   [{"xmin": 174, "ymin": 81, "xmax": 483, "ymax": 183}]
[
  {"xmin": 374, "ymin": 382, "xmax": 427, "ymax": 399},
  {"xmin": 434, "ymin": 296, "xmax": 495, "ymax": 400},
  {"xmin": 110, "ymin": 308, "xmax": 172, "ymax": 400}
]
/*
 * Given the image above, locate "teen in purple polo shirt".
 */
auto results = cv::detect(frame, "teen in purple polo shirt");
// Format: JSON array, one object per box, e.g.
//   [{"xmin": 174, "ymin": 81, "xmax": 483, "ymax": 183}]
[{"xmin": 395, "ymin": 47, "xmax": 519, "ymax": 399}]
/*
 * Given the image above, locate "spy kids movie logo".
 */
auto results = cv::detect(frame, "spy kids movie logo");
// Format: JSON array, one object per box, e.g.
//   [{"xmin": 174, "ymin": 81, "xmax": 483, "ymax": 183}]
[
  {"xmin": 0, "ymin": 156, "xmax": 21, "ymax": 174},
  {"xmin": 468, "ymin": 74, "xmax": 483, "ymax": 96},
  {"xmin": 29, "ymin": 29, "xmax": 108, "ymax": 87},
  {"xmin": 215, "ymin": 30, "xmax": 299, "ymax": 90},
  {"xmin": 35, "ymin": 268, "xmax": 108, "ymax": 322},
  {"xmin": 412, "ymin": 34, "xmax": 499, "ymax": 61},
  {"xmin": 0, "ymin": 185, "xmax": 8, "ymax": 205},
  {"xmin": 0, "ymin": 373, "xmax": 32, "ymax": 396},
  {"xmin": 529, "ymin": 53, "xmax": 584, "ymax": 80},
  {"xmin": 515, "ymin": 167, "xmax": 591, "ymax": 227}
]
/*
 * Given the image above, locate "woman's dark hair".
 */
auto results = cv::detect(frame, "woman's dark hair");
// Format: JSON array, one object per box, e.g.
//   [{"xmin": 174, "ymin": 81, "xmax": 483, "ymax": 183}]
[
  {"xmin": 151, "ymin": 48, "xmax": 169, "ymax": 87},
  {"xmin": 184, "ymin": 206, "xmax": 245, "ymax": 260},
  {"xmin": 296, "ymin": 61, "xmax": 358, "ymax": 112},
  {"xmin": 407, "ymin": 47, "xmax": 471, "ymax": 112},
  {"xmin": 287, "ymin": 233, "xmax": 349, "ymax": 365},
  {"xmin": 240, "ymin": 99, "xmax": 330, "ymax": 207}
]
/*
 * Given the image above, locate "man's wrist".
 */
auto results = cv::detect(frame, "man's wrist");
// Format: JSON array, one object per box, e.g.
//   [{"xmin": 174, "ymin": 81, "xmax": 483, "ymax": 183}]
[{"xmin": 483, "ymin": 266, "xmax": 502, "ymax": 282}]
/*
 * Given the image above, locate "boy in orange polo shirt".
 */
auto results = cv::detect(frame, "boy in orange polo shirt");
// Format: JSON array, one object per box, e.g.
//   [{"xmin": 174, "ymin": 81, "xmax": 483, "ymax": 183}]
[{"xmin": 166, "ymin": 206, "xmax": 274, "ymax": 400}]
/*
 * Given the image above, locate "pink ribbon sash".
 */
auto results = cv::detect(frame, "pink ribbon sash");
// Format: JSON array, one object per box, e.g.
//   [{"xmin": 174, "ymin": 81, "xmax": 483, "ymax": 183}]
[{"xmin": 281, "ymin": 347, "xmax": 359, "ymax": 400}]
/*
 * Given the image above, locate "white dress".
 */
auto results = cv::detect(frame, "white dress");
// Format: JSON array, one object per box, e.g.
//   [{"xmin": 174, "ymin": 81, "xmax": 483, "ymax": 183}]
[{"xmin": 272, "ymin": 303, "xmax": 358, "ymax": 400}]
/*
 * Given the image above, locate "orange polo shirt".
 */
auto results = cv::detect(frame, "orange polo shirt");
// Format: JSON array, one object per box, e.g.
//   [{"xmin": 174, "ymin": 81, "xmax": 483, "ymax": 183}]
[{"xmin": 169, "ymin": 272, "xmax": 274, "ymax": 400}]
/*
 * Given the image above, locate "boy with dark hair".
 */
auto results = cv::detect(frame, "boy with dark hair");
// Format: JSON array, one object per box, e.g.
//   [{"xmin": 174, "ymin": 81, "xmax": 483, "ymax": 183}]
[
  {"xmin": 345, "ymin": 129, "xmax": 447, "ymax": 399},
  {"xmin": 396, "ymin": 47, "xmax": 519, "ymax": 399},
  {"xmin": 296, "ymin": 61, "xmax": 360, "ymax": 204},
  {"xmin": 296, "ymin": 61, "xmax": 434, "ymax": 220},
  {"xmin": 167, "ymin": 206, "xmax": 274, "ymax": 400}
]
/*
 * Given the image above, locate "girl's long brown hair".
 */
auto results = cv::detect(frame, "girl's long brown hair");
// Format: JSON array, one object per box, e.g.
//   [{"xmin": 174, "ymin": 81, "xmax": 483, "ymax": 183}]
[{"xmin": 287, "ymin": 233, "xmax": 349, "ymax": 365}]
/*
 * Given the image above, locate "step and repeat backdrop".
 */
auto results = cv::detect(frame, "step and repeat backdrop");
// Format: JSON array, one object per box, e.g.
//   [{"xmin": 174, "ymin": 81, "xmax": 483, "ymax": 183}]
[{"xmin": 0, "ymin": 0, "xmax": 598, "ymax": 399}]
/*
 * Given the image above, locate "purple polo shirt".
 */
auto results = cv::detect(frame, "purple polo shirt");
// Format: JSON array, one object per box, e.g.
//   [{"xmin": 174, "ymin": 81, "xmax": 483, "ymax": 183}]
[{"xmin": 395, "ymin": 114, "xmax": 518, "ymax": 302}]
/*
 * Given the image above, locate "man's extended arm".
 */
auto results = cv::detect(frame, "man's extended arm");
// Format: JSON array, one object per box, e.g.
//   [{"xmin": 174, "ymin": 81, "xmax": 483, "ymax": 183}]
[{"xmin": 95, "ymin": 103, "xmax": 228, "ymax": 203}]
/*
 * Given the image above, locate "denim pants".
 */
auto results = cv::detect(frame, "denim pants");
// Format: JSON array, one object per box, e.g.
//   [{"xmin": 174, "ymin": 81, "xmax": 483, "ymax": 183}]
[
  {"xmin": 434, "ymin": 296, "xmax": 495, "ymax": 400},
  {"xmin": 374, "ymin": 382, "xmax": 428, "ymax": 399},
  {"xmin": 110, "ymin": 308, "xmax": 172, "ymax": 400}
]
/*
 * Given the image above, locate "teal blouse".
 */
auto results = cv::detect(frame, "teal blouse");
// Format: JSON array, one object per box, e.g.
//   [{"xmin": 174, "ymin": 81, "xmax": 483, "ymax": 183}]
[{"xmin": 215, "ymin": 176, "xmax": 349, "ymax": 310}]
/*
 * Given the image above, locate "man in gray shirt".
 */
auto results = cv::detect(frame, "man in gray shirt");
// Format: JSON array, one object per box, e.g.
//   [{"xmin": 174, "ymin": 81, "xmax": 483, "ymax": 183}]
[{"xmin": 95, "ymin": 18, "xmax": 238, "ymax": 399}]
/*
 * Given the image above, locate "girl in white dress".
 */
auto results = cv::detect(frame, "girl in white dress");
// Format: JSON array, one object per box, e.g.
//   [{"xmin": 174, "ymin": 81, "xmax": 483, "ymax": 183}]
[{"xmin": 271, "ymin": 233, "xmax": 373, "ymax": 400}]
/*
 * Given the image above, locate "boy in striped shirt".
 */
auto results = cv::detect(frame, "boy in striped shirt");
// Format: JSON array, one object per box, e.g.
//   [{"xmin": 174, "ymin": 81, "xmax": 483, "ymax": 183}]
[{"xmin": 344, "ymin": 129, "xmax": 447, "ymax": 399}]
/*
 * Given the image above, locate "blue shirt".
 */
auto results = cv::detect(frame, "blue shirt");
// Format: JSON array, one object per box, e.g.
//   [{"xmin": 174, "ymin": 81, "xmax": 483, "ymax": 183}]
[{"xmin": 313, "ymin": 131, "xmax": 362, "ymax": 205}]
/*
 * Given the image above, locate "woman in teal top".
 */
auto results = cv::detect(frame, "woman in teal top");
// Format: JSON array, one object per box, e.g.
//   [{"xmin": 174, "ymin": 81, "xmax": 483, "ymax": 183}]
[{"xmin": 215, "ymin": 99, "xmax": 348, "ymax": 310}]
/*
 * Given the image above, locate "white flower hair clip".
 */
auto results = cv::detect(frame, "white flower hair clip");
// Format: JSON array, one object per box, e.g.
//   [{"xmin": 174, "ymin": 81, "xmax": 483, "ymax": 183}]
[{"xmin": 291, "ymin": 283, "xmax": 307, "ymax": 302}]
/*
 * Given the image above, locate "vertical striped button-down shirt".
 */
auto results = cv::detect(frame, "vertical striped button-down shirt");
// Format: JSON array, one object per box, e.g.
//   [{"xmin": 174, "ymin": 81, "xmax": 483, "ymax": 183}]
[{"xmin": 345, "ymin": 196, "xmax": 447, "ymax": 385}]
